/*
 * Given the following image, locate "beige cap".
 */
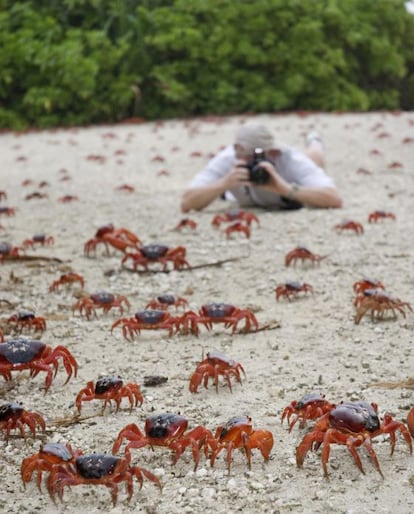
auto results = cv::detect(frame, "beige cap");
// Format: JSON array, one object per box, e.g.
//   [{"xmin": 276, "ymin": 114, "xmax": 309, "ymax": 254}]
[{"xmin": 234, "ymin": 123, "xmax": 283, "ymax": 154}]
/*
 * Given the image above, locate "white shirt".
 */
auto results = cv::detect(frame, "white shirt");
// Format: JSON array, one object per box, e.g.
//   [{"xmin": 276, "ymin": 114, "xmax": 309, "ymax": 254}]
[{"xmin": 189, "ymin": 145, "xmax": 335, "ymax": 208}]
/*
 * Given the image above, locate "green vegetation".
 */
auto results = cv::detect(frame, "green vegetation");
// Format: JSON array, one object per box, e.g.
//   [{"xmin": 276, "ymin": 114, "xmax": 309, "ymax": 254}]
[{"xmin": 1, "ymin": 0, "xmax": 413, "ymax": 128}]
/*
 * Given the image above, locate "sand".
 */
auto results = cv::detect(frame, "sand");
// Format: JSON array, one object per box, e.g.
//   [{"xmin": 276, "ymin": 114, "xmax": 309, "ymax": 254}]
[{"xmin": 0, "ymin": 111, "xmax": 413, "ymax": 514}]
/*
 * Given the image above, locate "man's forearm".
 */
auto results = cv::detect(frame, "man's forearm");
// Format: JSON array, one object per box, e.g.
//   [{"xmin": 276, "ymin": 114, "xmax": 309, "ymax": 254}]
[
  {"xmin": 283, "ymin": 185, "xmax": 343, "ymax": 209},
  {"xmin": 181, "ymin": 182, "xmax": 227, "ymax": 212}
]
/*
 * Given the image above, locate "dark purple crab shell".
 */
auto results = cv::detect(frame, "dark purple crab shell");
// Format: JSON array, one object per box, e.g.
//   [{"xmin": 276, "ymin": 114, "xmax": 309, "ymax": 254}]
[
  {"xmin": 90, "ymin": 291, "xmax": 115, "ymax": 304},
  {"xmin": 206, "ymin": 350, "xmax": 234, "ymax": 366},
  {"xmin": 145, "ymin": 413, "xmax": 187, "ymax": 439},
  {"xmin": 134, "ymin": 310, "xmax": 167, "ymax": 324},
  {"xmin": 33, "ymin": 234, "xmax": 46, "ymax": 242},
  {"xmin": 94, "ymin": 376, "xmax": 123, "ymax": 394},
  {"xmin": 14, "ymin": 311, "xmax": 36, "ymax": 321},
  {"xmin": 0, "ymin": 242, "xmax": 12, "ymax": 255},
  {"xmin": 329, "ymin": 401, "xmax": 380, "ymax": 433},
  {"xmin": 201, "ymin": 303, "xmax": 234, "ymax": 317},
  {"xmin": 219, "ymin": 416, "xmax": 251, "ymax": 440},
  {"xmin": 296, "ymin": 392, "xmax": 327, "ymax": 410},
  {"xmin": 76, "ymin": 454, "xmax": 119, "ymax": 479},
  {"xmin": 40, "ymin": 443, "xmax": 73, "ymax": 461},
  {"xmin": 157, "ymin": 294, "xmax": 175, "ymax": 305},
  {"xmin": 140, "ymin": 244, "xmax": 169, "ymax": 259},
  {"xmin": 0, "ymin": 401, "xmax": 24, "ymax": 420},
  {"xmin": 284, "ymin": 281, "xmax": 302, "ymax": 291},
  {"xmin": 0, "ymin": 339, "xmax": 46, "ymax": 364}
]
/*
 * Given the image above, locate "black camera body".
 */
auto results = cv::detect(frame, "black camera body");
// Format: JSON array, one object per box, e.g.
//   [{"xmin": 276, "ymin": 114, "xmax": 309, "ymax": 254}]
[{"xmin": 245, "ymin": 147, "xmax": 271, "ymax": 185}]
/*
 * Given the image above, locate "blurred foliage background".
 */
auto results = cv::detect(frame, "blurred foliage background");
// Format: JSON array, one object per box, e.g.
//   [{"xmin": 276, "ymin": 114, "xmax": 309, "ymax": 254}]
[{"xmin": 1, "ymin": 0, "xmax": 413, "ymax": 129}]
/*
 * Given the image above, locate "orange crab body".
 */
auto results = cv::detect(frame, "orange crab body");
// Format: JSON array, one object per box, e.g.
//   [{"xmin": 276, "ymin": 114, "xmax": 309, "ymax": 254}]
[
  {"xmin": 0, "ymin": 338, "xmax": 78, "ymax": 392},
  {"xmin": 334, "ymin": 220, "xmax": 364, "ymax": 234},
  {"xmin": 275, "ymin": 281, "xmax": 314, "ymax": 301},
  {"xmin": 353, "ymin": 277, "xmax": 385, "ymax": 294},
  {"xmin": 354, "ymin": 289, "xmax": 412, "ymax": 324},
  {"xmin": 281, "ymin": 392, "xmax": 336, "ymax": 432},
  {"xmin": 72, "ymin": 291, "xmax": 130, "ymax": 320},
  {"xmin": 112, "ymin": 413, "xmax": 212, "ymax": 471},
  {"xmin": 21, "ymin": 443, "xmax": 83, "ymax": 490},
  {"xmin": 296, "ymin": 401, "xmax": 412, "ymax": 477},
  {"xmin": 112, "ymin": 310, "xmax": 179, "ymax": 340},
  {"xmin": 0, "ymin": 206, "xmax": 16, "ymax": 217},
  {"xmin": 7, "ymin": 311, "xmax": 46, "ymax": 334},
  {"xmin": 145, "ymin": 294, "xmax": 189, "ymax": 311},
  {"xmin": 0, "ymin": 242, "xmax": 22, "ymax": 261},
  {"xmin": 122, "ymin": 244, "xmax": 190, "ymax": 271},
  {"xmin": 49, "ymin": 272, "xmax": 84, "ymax": 292},
  {"xmin": 211, "ymin": 209, "xmax": 259, "ymax": 227},
  {"xmin": 368, "ymin": 210, "xmax": 396, "ymax": 223},
  {"xmin": 22, "ymin": 234, "xmax": 54, "ymax": 249},
  {"xmin": 0, "ymin": 401, "xmax": 45, "ymax": 440},
  {"xmin": 173, "ymin": 218, "xmax": 197, "ymax": 231},
  {"xmin": 209, "ymin": 416, "xmax": 274, "ymax": 472},
  {"xmin": 179, "ymin": 303, "xmax": 259, "ymax": 335},
  {"xmin": 224, "ymin": 221, "xmax": 250, "ymax": 239},
  {"xmin": 47, "ymin": 452, "xmax": 161, "ymax": 506},
  {"xmin": 408, "ymin": 407, "xmax": 414, "ymax": 438},
  {"xmin": 189, "ymin": 351, "xmax": 246, "ymax": 393},
  {"xmin": 84, "ymin": 224, "xmax": 141, "ymax": 256},
  {"xmin": 75, "ymin": 376, "xmax": 143, "ymax": 413},
  {"xmin": 285, "ymin": 246, "xmax": 325, "ymax": 267}
]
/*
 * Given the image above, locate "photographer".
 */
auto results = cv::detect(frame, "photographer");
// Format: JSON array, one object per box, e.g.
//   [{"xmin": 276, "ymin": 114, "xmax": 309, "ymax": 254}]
[{"xmin": 181, "ymin": 123, "xmax": 342, "ymax": 212}]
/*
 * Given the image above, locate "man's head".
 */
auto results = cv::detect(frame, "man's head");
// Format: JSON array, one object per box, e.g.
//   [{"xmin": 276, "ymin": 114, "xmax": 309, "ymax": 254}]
[{"xmin": 234, "ymin": 123, "xmax": 282, "ymax": 160}]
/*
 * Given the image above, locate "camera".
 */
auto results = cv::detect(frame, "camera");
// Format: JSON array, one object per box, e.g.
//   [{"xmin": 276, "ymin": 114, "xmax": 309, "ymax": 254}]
[{"xmin": 245, "ymin": 147, "xmax": 270, "ymax": 185}]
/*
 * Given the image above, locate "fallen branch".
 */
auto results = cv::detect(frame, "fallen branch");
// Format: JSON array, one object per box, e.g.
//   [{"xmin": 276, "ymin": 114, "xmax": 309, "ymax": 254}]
[
  {"xmin": 237, "ymin": 320, "xmax": 281, "ymax": 334},
  {"xmin": 121, "ymin": 256, "xmax": 243, "ymax": 274},
  {"xmin": 369, "ymin": 377, "xmax": 414, "ymax": 389},
  {"xmin": 50, "ymin": 412, "xmax": 103, "ymax": 427},
  {"xmin": 1, "ymin": 255, "xmax": 64, "ymax": 263}
]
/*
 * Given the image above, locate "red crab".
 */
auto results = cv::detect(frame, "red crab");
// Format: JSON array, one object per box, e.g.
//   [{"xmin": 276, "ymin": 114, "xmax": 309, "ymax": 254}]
[
  {"xmin": 145, "ymin": 294, "xmax": 189, "ymax": 311},
  {"xmin": 21, "ymin": 443, "xmax": 83, "ymax": 491},
  {"xmin": 47, "ymin": 452, "xmax": 161, "ymax": 506},
  {"xmin": 112, "ymin": 412, "xmax": 212, "ymax": 471},
  {"xmin": 7, "ymin": 311, "xmax": 47, "ymax": 334},
  {"xmin": 408, "ymin": 407, "xmax": 414, "ymax": 438},
  {"xmin": 122, "ymin": 244, "xmax": 190, "ymax": 271},
  {"xmin": 212, "ymin": 209, "xmax": 259, "ymax": 227},
  {"xmin": 353, "ymin": 277, "xmax": 385, "ymax": 294},
  {"xmin": 0, "ymin": 401, "xmax": 45, "ymax": 440},
  {"xmin": 281, "ymin": 392, "xmax": 336, "ymax": 432},
  {"xmin": 0, "ymin": 190, "xmax": 7, "ymax": 200},
  {"xmin": 49, "ymin": 272, "xmax": 85, "ymax": 292},
  {"xmin": 224, "ymin": 221, "xmax": 250, "ymax": 239},
  {"xmin": 0, "ymin": 242, "xmax": 23, "ymax": 261},
  {"xmin": 75, "ymin": 376, "xmax": 143, "ymax": 413},
  {"xmin": 84, "ymin": 224, "xmax": 141, "ymax": 256},
  {"xmin": 296, "ymin": 401, "xmax": 412, "ymax": 478},
  {"xmin": 368, "ymin": 210, "xmax": 396, "ymax": 223},
  {"xmin": 284, "ymin": 246, "xmax": 326, "ymax": 267},
  {"xmin": 114, "ymin": 184, "xmax": 135, "ymax": 193},
  {"xmin": 209, "ymin": 416, "xmax": 274, "ymax": 473},
  {"xmin": 334, "ymin": 220, "xmax": 364, "ymax": 234},
  {"xmin": 0, "ymin": 206, "xmax": 16, "ymax": 217},
  {"xmin": 58, "ymin": 195, "xmax": 79, "ymax": 203},
  {"xmin": 179, "ymin": 303, "xmax": 259, "ymax": 335},
  {"xmin": 25, "ymin": 192, "xmax": 49, "ymax": 201},
  {"xmin": 189, "ymin": 351, "xmax": 246, "ymax": 393},
  {"xmin": 354, "ymin": 289, "xmax": 412, "ymax": 324},
  {"xmin": 22, "ymin": 234, "xmax": 54, "ymax": 249},
  {"xmin": 72, "ymin": 291, "xmax": 130, "ymax": 320},
  {"xmin": 173, "ymin": 218, "xmax": 197, "ymax": 231},
  {"xmin": 0, "ymin": 338, "xmax": 78, "ymax": 392},
  {"xmin": 275, "ymin": 281, "xmax": 314, "ymax": 301},
  {"xmin": 111, "ymin": 310, "xmax": 179, "ymax": 340}
]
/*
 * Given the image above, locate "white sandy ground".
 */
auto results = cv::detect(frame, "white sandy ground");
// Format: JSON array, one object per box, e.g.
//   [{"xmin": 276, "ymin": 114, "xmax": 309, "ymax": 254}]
[{"xmin": 0, "ymin": 111, "xmax": 413, "ymax": 514}]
